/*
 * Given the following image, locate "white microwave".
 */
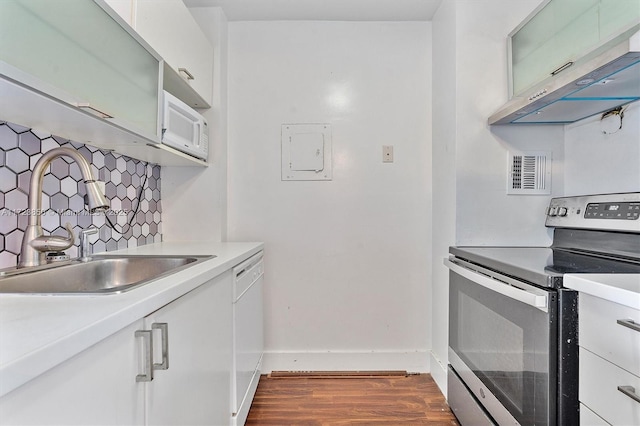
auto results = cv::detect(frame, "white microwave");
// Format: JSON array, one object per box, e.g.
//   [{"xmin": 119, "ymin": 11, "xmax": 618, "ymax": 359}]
[{"xmin": 161, "ymin": 90, "xmax": 209, "ymax": 160}]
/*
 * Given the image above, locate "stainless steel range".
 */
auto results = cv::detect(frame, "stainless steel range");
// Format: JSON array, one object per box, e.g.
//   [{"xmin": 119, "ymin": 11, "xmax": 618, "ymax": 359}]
[{"xmin": 445, "ymin": 192, "xmax": 640, "ymax": 425}]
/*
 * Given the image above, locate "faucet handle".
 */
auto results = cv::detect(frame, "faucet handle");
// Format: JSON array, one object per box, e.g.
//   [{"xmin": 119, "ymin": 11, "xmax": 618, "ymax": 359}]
[
  {"xmin": 79, "ymin": 227, "xmax": 99, "ymax": 261},
  {"xmin": 79, "ymin": 227, "xmax": 99, "ymax": 238}
]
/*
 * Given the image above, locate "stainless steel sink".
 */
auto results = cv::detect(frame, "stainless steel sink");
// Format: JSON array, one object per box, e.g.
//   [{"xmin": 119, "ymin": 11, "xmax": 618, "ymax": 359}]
[{"xmin": 0, "ymin": 255, "xmax": 215, "ymax": 295}]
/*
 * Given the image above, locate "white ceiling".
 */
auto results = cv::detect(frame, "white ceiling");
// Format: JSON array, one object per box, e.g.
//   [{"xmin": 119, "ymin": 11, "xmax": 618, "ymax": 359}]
[{"xmin": 182, "ymin": 0, "xmax": 443, "ymax": 21}]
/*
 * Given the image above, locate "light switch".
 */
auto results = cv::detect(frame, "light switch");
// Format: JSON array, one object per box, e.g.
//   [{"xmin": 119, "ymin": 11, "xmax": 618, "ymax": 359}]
[{"xmin": 383, "ymin": 145, "xmax": 394, "ymax": 163}]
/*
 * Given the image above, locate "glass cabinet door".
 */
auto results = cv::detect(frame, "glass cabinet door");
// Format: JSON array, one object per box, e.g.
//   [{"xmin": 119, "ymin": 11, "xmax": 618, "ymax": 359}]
[
  {"xmin": 599, "ymin": 0, "xmax": 640, "ymax": 41},
  {"xmin": 0, "ymin": 0, "xmax": 160, "ymax": 138},
  {"xmin": 510, "ymin": 0, "xmax": 640, "ymax": 98}
]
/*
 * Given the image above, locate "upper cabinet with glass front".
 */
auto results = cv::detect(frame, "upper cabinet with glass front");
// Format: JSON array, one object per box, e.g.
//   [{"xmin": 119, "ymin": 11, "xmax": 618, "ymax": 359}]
[
  {"xmin": 106, "ymin": 0, "xmax": 214, "ymax": 108},
  {"xmin": 0, "ymin": 0, "xmax": 160, "ymax": 139},
  {"xmin": 0, "ymin": 0, "xmax": 206, "ymax": 166},
  {"xmin": 509, "ymin": 0, "xmax": 640, "ymax": 98}
]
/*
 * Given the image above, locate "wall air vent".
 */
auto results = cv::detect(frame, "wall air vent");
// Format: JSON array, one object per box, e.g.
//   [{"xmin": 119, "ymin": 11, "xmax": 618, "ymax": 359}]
[{"xmin": 507, "ymin": 151, "xmax": 551, "ymax": 195}]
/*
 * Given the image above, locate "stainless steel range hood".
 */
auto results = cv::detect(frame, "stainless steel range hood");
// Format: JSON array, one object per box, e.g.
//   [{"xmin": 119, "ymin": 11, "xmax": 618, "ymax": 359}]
[{"xmin": 489, "ymin": 28, "xmax": 640, "ymax": 125}]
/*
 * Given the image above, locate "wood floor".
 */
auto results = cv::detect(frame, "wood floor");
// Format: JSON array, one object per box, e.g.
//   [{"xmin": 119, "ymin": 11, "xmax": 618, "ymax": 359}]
[{"xmin": 245, "ymin": 372, "xmax": 460, "ymax": 425}]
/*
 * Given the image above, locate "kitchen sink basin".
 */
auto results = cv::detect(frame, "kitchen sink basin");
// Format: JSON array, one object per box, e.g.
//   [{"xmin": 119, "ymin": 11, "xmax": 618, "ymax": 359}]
[{"xmin": 0, "ymin": 255, "xmax": 214, "ymax": 295}]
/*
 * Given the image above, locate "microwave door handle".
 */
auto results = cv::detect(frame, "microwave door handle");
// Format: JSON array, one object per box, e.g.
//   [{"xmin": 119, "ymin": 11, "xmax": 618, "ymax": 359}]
[{"xmin": 444, "ymin": 259, "xmax": 548, "ymax": 310}]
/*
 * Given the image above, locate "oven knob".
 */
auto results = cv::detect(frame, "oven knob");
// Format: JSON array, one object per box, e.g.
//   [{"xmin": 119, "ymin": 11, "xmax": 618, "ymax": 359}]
[
  {"xmin": 558, "ymin": 207, "xmax": 568, "ymax": 217},
  {"xmin": 547, "ymin": 207, "xmax": 558, "ymax": 216}
]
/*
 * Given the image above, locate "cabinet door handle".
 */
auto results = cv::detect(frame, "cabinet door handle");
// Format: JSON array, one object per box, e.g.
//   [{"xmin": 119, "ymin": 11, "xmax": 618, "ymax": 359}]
[
  {"xmin": 618, "ymin": 386, "xmax": 640, "ymax": 404},
  {"xmin": 135, "ymin": 330, "xmax": 154, "ymax": 382},
  {"xmin": 152, "ymin": 322, "xmax": 169, "ymax": 371},
  {"xmin": 75, "ymin": 102, "xmax": 113, "ymax": 119},
  {"xmin": 550, "ymin": 61, "xmax": 574, "ymax": 76},
  {"xmin": 617, "ymin": 319, "xmax": 640, "ymax": 333},
  {"xmin": 178, "ymin": 67, "xmax": 195, "ymax": 81}
]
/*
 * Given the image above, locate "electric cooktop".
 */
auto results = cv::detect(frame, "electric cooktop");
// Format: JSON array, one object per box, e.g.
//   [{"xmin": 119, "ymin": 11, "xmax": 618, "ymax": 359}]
[{"xmin": 450, "ymin": 193, "xmax": 640, "ymax": 289}]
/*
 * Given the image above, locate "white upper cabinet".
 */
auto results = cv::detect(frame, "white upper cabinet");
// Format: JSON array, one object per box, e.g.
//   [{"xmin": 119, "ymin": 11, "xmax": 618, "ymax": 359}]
[
  {"xmin": 509, "ymin": 0, "xmax": 640, "ymax": 98},
  {"xmin": 0, "ymin": 0, "xmax": 160, "ymax": 139},
  {"xmin": 137, "ymin": 0, "xmax": 214, "ymax": 108},
  {"xmin": 0, "ymin": 0, "xmax": 207, "ymax": 166},
  {"xmin": 107, "ymin": 0, "xmax": 214, "ymax": 108}
]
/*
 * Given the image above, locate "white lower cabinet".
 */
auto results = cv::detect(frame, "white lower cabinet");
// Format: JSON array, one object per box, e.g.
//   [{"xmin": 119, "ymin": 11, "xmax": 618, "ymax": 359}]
[
  {"xmin": 0, "ymin": 271, "xmax": 233, "ymax": 426},
  {"xmin": 0, "ymin": 320, "xmax": 145, "ymax": 425},
  {"xmin": 143, "ymin": 270, "xmax": 233, "ymax": 425},
  {"xmin": 580, "ymin": 347, "xmax": 640, "ymax": 426},
  {"xmin": 580, "ymin": 403, "xmax": 609, "ymax": 426},
  {"xmin": 576, "ymin": 292, "xmax": 640, "ymax": 426}
]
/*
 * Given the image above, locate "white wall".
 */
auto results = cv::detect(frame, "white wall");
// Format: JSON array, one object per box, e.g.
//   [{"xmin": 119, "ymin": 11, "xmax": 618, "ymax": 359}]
[
  {"xmin": 430, "ymin": 0, "xmax": 559, "ymax": 393},
  {"xmin": 161, "ymin": 7, "xmax": 229, "ymax": 242},
  {"xmin": 227, "ymin": 21, "xmax": 433, "ymax": 371},
  {"xmin": 564, "ymin": 101, "xmax": 640, "ymax": 195},
  {"xmin": 430, "ymin": 0, "xmax": 457, "ymax": 389},
  {"xmin": 431, "ymin": 0, "xmax": 640, "ymax": 395},
  {"xmin": 454, "ymin": 0, "xmax": 564, "ymax": 248}
]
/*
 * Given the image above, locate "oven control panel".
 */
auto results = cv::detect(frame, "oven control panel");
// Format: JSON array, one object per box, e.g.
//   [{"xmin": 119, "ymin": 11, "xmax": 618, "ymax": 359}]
[
  {"xmin": 584, "ymin": 202, "xmax": 640, "ymax": 220},
  {"xmin": 545, "ymin": 192, "xmax": 640, "ymax": 232}
]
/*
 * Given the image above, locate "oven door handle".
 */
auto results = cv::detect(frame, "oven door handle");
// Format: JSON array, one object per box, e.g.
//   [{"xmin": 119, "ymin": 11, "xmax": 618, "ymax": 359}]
[{"xmin": 444, "ymin": 259, "xmax": 548, "ymax": 309}]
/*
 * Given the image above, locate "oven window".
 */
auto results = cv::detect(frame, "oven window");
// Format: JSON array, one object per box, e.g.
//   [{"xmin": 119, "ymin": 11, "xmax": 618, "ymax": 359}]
[
  {"xmin": 449, "ymin": 269, "xmax": 555, "ymax": 426},
  {"xmin": 459, "ymin": 292, "xmax": 525, "ymax": 410}
]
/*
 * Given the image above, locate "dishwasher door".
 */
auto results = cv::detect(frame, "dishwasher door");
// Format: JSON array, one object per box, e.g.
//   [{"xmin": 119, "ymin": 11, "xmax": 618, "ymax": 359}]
[{"xmin": 232, "ymin": 252, "xmax": 264, "ymax": 425}]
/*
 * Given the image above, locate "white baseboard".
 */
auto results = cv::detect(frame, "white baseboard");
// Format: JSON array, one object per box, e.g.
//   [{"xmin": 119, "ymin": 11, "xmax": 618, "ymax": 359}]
[
  {"xmin": 261, "ymin": 350, "xmax": 430, "ymax": 374},
  {"xmin": 429, "ymin": 350, "xmax": 448, "ymax": 397}
]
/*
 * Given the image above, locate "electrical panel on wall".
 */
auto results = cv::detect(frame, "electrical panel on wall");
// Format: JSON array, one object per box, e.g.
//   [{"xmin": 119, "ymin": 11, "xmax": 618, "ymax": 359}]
[
  {"xmin": 507, "ymin": 151, "xmax": 551, "ymax": 195},
  {"xmin": 281, "ymin": 124, "xmax": 332, "ymax": 181}
]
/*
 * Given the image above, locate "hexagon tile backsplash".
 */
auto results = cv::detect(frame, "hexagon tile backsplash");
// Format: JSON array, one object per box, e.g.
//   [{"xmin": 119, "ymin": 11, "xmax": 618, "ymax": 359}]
[{"xmin": 0, "ymin": 120, "xmax": 162, "ymax": 269}]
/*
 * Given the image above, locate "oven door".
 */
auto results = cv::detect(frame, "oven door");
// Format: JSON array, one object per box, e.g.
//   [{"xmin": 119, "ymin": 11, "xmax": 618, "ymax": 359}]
[{"xmin": 445, "ymin": 258, "xmax": 557, "ymax": 426}]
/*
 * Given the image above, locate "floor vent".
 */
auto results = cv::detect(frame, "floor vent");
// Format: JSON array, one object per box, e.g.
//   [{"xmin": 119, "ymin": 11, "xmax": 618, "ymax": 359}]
[
  {"xmin": 268, "ymin": 371, "xmax": 408, "ymax": 379},
  {"xmin": 507, "ymin": 151, "xmax": 551, "ymax": 195}
]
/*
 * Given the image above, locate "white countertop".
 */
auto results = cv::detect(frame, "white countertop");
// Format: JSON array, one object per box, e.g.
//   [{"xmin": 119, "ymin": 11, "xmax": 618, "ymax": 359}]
[
  {"xmin": 0, "ymin": 241, "xmax": 263, "ymax": 398},
  {"xmin": 564, "ymin": 274, "xmax": 640, "ymax": 310}
]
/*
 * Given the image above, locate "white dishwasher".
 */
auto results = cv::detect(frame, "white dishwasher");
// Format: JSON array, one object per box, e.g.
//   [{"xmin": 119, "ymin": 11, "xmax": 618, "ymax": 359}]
[{"xmin": 231, "ymin": 251, "xmax": 264, "ymax": 426}]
